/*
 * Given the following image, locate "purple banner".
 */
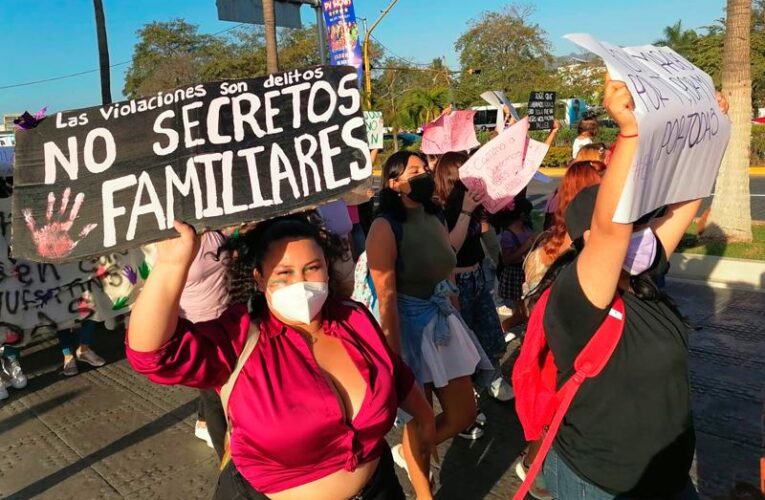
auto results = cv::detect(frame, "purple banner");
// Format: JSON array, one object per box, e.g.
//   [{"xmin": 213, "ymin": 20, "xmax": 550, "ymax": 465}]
[{"xmin": 321, "ymin": 0, "xmax": 363, "ymax": 80}]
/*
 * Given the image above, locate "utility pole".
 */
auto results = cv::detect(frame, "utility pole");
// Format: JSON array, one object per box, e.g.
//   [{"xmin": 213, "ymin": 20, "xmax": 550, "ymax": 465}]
[
  {"xmin": 364, "ymin": 0, "xmax": 398, "ymax": 108},
  {"xmin": 314, "ymin": 1, "xmax": 327, "ymax": 65},
  {"xmin": 93, "ymin": 0, "xmax": 112, "ymax": 104},
  {"xmin": 263, "ymin": 0, "xmax": 280, "ymax": 73}
]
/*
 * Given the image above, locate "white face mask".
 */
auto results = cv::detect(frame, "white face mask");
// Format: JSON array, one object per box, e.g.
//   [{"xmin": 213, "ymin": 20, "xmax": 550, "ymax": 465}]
[{"xmin": 268, "ymin": 281, "xmax": 329, "ymax": 324}]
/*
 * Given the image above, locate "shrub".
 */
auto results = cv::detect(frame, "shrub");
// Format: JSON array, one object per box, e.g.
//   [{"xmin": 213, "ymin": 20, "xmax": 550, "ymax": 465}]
[
  {"xmin": 542, "ymin": 146, "xmax": 572, "ymax": 167},
  {"xmin": 752, "ymin": 124, "xmax": 765, "ymax": 165}
]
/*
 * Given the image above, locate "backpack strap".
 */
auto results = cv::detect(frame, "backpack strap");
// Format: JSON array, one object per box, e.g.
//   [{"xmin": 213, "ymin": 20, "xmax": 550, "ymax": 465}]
[
  {"xmin": 514, "ymin": 294, "xmax": 626, "ymax": 500},
  {"xmin": 219, "ymin": 321, "xmax": 261, "ymax": 470}
]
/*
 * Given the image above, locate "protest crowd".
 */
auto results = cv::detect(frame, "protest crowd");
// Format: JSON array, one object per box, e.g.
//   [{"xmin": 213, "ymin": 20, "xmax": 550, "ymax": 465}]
[{"xmin": 0, "ymin": 14, "xmax": 749, "ymax": 500}]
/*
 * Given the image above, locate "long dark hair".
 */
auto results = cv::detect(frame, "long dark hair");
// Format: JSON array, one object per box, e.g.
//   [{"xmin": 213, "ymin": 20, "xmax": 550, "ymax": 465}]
[
  {"xmin": 376, "ymin": 150, "xmax": 441, "ymax": 222},
  {"xmin": 219, "ymin": 213, "xmax": 346, "ymax": 317}
]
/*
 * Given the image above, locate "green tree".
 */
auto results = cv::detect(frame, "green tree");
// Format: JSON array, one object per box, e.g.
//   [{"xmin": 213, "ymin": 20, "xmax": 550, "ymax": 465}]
[
  {"xmin": 123, "ymin": 19, "xmax": 228, "ymax": 98},
  {"xmin": 401, "ymin": 86, "xmax": 451, "ymax": 127},
  {"xmin": 124, "ymin": 20, "xmax": 346, "ymax": 98},
  {"xmin": 655, "ymin": 20, "xmax": 699, "ymax": 53},
  {"xmin": 453, "ymin": 5, "xmax": 553, "ymax": 105}
]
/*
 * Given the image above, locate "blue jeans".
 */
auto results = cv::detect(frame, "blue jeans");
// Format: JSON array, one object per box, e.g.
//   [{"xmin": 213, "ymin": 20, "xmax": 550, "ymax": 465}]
[
  {"xmin": 57, "ymin": 320, "xmax": 97, "ymax": 356},
  {"xmin": 544, "ymin": 448, "xmax": 699, "ymax": 499},
  {"xmin": 455, "ymin": 267, "xmax": 506, "ymax": 363}
]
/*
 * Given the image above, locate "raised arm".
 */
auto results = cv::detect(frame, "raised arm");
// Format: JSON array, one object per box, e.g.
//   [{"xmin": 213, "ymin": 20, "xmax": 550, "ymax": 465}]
[
  {"xmin": 367, "ymin": 218, "xmax": 402, "ymax": 354},
  {"xmin": 544, "ymin": 119, "xmax": 561, "ymax": 147},
  {"xmin": 448, "ymin": 191, "xmax": 481, "ymax": 252},
  {"xmin": 128, "ymin": 221, "xmax": 199, "ymax": 352},
  {"xmin": 576, "ymin": 80, "xmax": 639, "ymax": 309}
]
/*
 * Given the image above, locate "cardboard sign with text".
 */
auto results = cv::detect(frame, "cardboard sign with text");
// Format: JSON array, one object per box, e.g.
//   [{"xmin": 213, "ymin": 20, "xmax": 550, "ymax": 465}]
[
  {"xmin": 12, "ymin": 66, "xmax": 371, "ymax": 262},
  {"xmin": 459, "ymin": 117, "xmax": 549, "ymax": 213},
  {"xmin": 0, "ymin": 197, "xmax": 141, "ymax": 340},
  {"xmin": 421, "ymin": 110, "xmax": 480, "ymax": 155},
  {"xmin": 565, "ymin": 34, "xmax": 731, "ymax": 223},
  {"xmin": 363, "ymin": 111, "xmax": 384, "ymax": 149},
  {"xmin": 527, "ymin": 91, "xmax": 556, "ymax": 131}
]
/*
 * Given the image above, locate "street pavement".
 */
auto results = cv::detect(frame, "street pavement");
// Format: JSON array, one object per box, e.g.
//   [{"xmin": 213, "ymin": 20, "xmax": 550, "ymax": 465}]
[
  {"xmin": 0, "ymin": 280, "xmax": 762, "ymax": 499},
  {"xmin": 527, "ymin": 176, "xmax": 765, "ymax": 221}
]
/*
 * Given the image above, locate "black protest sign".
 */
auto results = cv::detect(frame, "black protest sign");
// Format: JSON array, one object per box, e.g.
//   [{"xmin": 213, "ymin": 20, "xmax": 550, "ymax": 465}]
[
  {"xmin": 12, "ymin": 65, "xmax": 371, "ymax": 263},
  {"xmin": 527, "ymin": 91, "xmax": 556, "ymax": 131}
]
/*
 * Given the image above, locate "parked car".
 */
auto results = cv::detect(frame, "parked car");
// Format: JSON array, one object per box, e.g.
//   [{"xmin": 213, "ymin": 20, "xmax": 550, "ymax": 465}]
[{"xmin": 383, "ymin": 132, "xmax": 421, "ymax": 147}]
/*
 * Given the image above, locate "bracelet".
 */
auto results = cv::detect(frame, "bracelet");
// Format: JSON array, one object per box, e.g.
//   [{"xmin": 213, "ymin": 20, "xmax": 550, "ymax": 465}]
[
  {"xmin": 618, "ymin": 132, "xmax": 639, "ymax": 139},
  {"xmin": 461, "ymin": 210, "xmax": 473, "ymax": 217}
]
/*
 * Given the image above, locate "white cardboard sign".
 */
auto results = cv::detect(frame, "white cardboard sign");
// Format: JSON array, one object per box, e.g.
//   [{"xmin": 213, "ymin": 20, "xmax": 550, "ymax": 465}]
[
  {"xmin": 363, "ymin": 111, "xmax": 384, "ymax": 150},
  {"xmin": 565, "ymin": 34, "xmax": 731, "ymax": 223}
]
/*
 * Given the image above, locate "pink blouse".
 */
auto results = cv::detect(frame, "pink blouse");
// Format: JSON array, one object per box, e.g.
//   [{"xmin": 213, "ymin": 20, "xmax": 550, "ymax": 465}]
[{"xmin": 126, "ymin": 299, "xmax": 415, "ymax": 494}]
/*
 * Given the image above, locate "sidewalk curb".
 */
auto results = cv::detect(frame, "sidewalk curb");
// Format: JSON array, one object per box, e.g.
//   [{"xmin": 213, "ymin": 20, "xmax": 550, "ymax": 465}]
[
  {"xmin": 540, "ymin": 167, "xmax": 765, "ymax": 177},
  {"xmin": 669, "ymin": 253, "xmax": 765, "ymax": 292}
]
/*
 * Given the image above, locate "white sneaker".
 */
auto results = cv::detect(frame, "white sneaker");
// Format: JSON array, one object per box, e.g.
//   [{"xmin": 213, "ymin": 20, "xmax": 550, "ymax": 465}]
[
  {"xmin": 475, "ymin": 411, "xmax": 487, "ymax": 427},
  {"xmin": 76, "ymin": 348, "xmax": 105, "ymax": 367},
  {"xmin": 488, "ymin": 377, "xmax": 514, "ymax": 402},
  {"xmin": 194, "ymin": 420, "xmax": 214, "ymax": 449},
  {"xmin": 391, "ymin": 444, "xmax": 407, "ymax": 471},
  {"xmin": 497, "ymin": 305, "xmax": 514, "ymax": 319},
  {"xmin": 3, "ymin": 358, "xmax": 27, "ymax": 389}
]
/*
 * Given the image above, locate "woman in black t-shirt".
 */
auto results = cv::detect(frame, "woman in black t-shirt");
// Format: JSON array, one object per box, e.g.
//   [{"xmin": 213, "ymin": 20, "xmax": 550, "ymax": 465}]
[
  {"xmin": 528, "ymin": 80, "xmax": 729, "ymax": 498},
  {"xmin": 432, "ymin": 152, "xmax": 511, "ymax": 408}
]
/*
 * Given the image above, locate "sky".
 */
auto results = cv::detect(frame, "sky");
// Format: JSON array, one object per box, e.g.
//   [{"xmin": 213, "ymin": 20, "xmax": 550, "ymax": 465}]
[{"xmin": 0, "ymin": 0, "xmax": 727, "ymax": 115}]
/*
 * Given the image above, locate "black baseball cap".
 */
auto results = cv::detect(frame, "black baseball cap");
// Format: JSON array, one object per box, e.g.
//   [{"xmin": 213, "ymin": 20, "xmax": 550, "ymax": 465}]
[{"xmin": 565, "ymin": 185, "xmax": 599, "ymax": 241}]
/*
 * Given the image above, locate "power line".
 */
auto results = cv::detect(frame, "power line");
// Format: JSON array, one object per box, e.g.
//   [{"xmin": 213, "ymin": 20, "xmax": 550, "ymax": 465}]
[
  {"xmin": 370, "ymin": 34, "xmax": 432, "ymax": 68},
  {"xmin": 0, "ymin": 23, "xmax": 246, "ymax": 91}
]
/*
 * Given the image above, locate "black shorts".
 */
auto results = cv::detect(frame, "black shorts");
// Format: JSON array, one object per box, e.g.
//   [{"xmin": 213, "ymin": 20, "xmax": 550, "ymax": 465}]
[{"xmin": 213, "ymin": 444, "xmax": 406, "ymax": 500}]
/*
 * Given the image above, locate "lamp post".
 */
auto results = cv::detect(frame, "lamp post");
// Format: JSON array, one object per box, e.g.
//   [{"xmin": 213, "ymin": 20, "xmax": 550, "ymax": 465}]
[{"xmin": 364, "ymin": 0, "xmax": 398, "ymax": 109}]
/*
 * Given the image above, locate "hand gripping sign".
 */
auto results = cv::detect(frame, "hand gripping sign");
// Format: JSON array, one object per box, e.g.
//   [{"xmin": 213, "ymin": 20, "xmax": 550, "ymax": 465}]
[
  {"xmin": 11, "ymin": 66, "xmax": 372, "ymax": 263},
  {"xmin": 565, "ymin": 34, "xmax": 731, "ymax": 223}
]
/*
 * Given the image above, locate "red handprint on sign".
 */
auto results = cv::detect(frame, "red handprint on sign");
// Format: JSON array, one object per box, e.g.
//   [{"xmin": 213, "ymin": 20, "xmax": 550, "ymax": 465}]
[{"xmin": 22, "ymin": 188, "xmax": 97, "ymax": 259}]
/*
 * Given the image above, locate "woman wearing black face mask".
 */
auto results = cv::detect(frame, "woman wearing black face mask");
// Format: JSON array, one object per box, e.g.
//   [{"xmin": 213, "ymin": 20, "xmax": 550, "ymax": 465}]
[{"xmin": 366, "ymin": 151, "xmax": 493, "ymax": 491}]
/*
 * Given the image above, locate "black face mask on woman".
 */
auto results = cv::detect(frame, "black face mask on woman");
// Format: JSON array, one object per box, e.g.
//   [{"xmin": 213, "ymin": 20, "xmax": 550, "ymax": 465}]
[{"xmin": 406, "ymin": 173, "xmax": 435, "ymax": 204}]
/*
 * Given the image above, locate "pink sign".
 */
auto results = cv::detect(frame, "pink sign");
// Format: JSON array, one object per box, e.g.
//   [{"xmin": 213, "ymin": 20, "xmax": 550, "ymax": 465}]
[
  {"xmin": 459, "ymin": 117, "xmax": 549, "ymax": 213},
  {"xmin": 421, "ymin": 110, "xmax": 480, "ymax": 155}
]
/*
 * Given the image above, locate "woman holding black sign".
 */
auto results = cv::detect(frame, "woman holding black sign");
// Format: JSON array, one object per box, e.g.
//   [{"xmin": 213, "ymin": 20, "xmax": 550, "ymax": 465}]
[{"xmin": 126, "ymin": 214, "xmax": 436, "ymax": 500}]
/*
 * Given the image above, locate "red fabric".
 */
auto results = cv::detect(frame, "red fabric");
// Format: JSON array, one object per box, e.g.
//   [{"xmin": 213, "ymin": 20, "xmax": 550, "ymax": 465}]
[
  {"xmin": 347, "ymin": 204, "xmax": 360, "ymax": 224},
  {"xmin": 512, "ymin": 290, "xmax": 626, "ymax": 440},
  {"xmin": 126, "ymin": 299, "xmax": 414, "ymax": 494}
]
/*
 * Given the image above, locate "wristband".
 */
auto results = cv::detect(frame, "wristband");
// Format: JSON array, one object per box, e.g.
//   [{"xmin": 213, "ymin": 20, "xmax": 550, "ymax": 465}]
[
  {"xmin": 618, "ymin": 132, "xmax": 639, "ymax": 139},
  {"xmin": 461, "ymin": 210, "xmax": 473, "ymax": 217}
]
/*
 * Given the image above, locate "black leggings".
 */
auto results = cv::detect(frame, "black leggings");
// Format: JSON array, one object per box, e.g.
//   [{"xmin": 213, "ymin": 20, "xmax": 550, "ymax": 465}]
[
  {"xmin": 213, "ymin": 444, "xmax": 406, "ymax": 500},
  {"xmin": 197, "ymin": 389, "xmax": 227, "ymax": 460}
]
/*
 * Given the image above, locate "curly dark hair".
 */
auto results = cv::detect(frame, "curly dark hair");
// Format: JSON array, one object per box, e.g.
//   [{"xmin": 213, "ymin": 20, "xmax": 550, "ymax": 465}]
[{"xmin": 219, "ymin": 212, "xmax": 348, "ymax": 317}]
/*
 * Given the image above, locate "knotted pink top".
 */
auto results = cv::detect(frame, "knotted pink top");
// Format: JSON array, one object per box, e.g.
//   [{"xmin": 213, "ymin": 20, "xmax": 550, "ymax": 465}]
[{"xmin": 126, "ymin": 299, "xmax": 414, "ymax": 493}]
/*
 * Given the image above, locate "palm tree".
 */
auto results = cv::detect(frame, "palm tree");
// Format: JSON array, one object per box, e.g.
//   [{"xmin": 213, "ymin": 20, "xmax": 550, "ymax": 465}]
[
  {"xmin": 656, "ymin": 20, "xmax": 698, "ymax": 56},
  {"xmin": 263, "ymin": 0, "xmax": 279, "ymax": 73},
  {"xmin": 93, "ymin": 0, "xmax": 112, "ymax": 104},
  {"xmin": 401, "ymin": 87, "xmax": 451, "ymax": 128},
  {"xmin": 706, "ymin": 0, "xmax": 753, "ymax": 242}
]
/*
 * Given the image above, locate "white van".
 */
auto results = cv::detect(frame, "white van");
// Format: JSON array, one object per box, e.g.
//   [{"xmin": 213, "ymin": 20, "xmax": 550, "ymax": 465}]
[
  {"xmin": 0, "ymin": 135, "xmax": 14, "ymax": 147},
  {"xmin": 471, "ymin": 106, "xmax": 501, "ymax": 131}
]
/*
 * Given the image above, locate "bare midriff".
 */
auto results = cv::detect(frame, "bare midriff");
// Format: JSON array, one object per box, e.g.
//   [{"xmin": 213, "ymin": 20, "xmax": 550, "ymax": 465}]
[{"xmin": 267, "ymin": 457, "xmax": 380, "ymax": 500}]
